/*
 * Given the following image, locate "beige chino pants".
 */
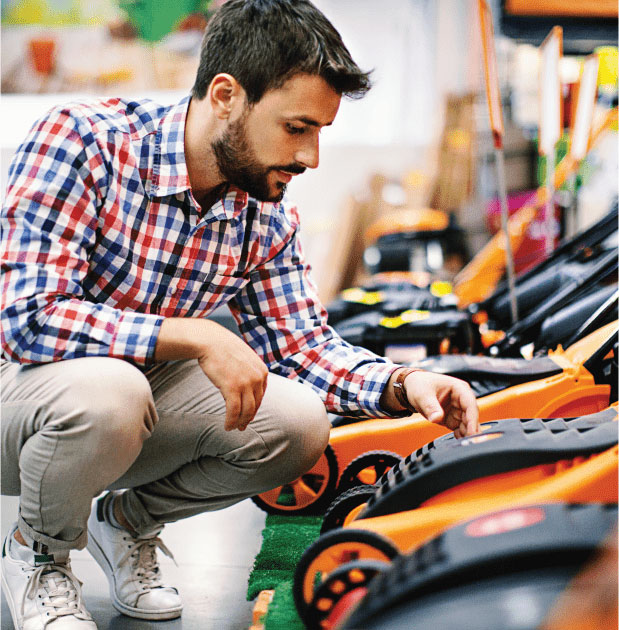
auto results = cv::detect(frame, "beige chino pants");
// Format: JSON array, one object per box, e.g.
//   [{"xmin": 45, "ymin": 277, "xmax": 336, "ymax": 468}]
[{"xmin": 1, "ymin": 357, "xmax": 329, "ymax": 554}]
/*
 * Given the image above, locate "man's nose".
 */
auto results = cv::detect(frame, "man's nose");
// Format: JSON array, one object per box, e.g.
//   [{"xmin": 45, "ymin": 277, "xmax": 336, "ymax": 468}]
[{"xmin": 295, "ymin": 135, "xmax": 319, "ymax": 169}]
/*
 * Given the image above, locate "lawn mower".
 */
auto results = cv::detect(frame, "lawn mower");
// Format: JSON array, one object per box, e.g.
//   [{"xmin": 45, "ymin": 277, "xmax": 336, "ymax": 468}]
[
  {"xmin": 332, "ymin": 503, "xmax": 617, "ymax": 630},
  {"xmin": 362, "ymin": 209, "xmax": 469, "ymax": 277},
  {"xmin": 251, "ymin": 321, "xmax": 617, "ymax": 516},
  {"xmin": 291, "ymin": 408, "xmax": 618, "ymax": 626},
  {"xmin": 330, "ymin": 207, "xmax": 617, "ymax": 361}
]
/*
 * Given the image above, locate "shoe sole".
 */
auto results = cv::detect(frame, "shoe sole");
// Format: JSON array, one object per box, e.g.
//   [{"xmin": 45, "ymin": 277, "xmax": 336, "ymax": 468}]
[
  {"xmin": 1, "ymin": 569, "xmax": 23, "ymax": 630},
  {"xmin": 86, "ymin": 528, "xmax": 182, "ymax": 621}
]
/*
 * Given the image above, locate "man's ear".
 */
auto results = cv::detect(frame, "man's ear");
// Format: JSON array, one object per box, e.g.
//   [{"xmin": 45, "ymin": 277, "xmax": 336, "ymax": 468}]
[{"xmin": 208, "ymin": 73, "xmax": 245, "ymax": 120}]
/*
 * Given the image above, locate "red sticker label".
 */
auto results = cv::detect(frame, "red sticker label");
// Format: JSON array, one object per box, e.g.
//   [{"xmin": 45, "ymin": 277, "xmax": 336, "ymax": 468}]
[{"xmin": 465, "ymin": 507, "xmax": 546, "ymax": 537}]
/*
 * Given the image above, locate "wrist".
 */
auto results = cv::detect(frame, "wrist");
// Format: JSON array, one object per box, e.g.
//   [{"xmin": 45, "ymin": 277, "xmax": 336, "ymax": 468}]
[
  {"xmin": 392, "ymin": 368, "xmax": 420, "ymax": 414},
  {"xmin": 381, "ymin": 367, "xmax": 421, "ymax": 416},
  {"xmin": 155, "ymin": 317, "xmax": 214, "ymax": 362}
]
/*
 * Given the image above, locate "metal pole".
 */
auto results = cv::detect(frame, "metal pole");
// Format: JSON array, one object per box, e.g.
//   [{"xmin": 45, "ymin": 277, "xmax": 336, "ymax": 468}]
[
  {"xmin": 494, "ymin": 146, "xmax": 518, "ymax": 324},
  {"xmin": 545, "ymin": 146, "xmax": 556, "ymax": 256}
]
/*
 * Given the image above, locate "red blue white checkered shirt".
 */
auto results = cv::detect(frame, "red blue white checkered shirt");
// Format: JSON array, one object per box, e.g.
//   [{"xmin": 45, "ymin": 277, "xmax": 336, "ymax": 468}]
[{"xmin": 1, "ymin": 96, "xmax": 399, "ymax": 417}]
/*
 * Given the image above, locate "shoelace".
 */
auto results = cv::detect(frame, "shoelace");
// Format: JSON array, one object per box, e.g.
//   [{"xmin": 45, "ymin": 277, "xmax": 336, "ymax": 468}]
[
  {"xmin": 22, "ymin": 563, "xmax": 90, "ymax": 627},
  {"xmin": 119, "ymin": 537, "xmax": 177, "ymax": 593}
]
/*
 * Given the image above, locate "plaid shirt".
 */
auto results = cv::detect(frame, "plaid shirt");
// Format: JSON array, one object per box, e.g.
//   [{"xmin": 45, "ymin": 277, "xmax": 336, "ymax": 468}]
[{"xmin": 1, "ymin": 96, "xmax": 398, "ymax": 417}]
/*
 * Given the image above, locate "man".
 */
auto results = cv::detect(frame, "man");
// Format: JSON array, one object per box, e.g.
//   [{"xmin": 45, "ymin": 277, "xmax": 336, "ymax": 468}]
[{"xmin": 0, "ymin": 1, "xmax": 479, "ymax": 628}]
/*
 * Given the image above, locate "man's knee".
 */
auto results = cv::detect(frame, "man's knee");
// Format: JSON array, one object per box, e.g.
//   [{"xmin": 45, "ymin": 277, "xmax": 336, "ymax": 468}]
[
  {"xmin": 269, "ymin": 384, "xmax": 330, "ymax": 483},
  {"xmin": 3, "ymin": 358, "xmax": 157, "ymax": 496},
  {"xmin": 66, "ymin": 358, "xmax": 157, "ymax": 448},
  {"xmin": 297, "ymin": 389, "xmax": 330, "ymax": 469}
]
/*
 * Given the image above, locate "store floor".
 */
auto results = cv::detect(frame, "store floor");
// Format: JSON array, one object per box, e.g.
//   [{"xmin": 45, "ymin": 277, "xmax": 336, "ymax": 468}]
[{"xmin": 1, "ymin": 495, "xmax": 266, "ymax": 630}]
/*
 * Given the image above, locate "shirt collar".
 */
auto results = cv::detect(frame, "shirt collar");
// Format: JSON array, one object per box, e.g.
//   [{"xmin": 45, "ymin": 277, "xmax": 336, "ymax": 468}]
[
  {"xmin": 150, "ymin": 95, "xmax": 192, "ymax": 197},
  {"xmin": 206, "ymin": 185, "xmax": 251, "ymax": 223},
  {"xmin": 149, "ymin": 95, "xmax": 257, "ymax": 222}
]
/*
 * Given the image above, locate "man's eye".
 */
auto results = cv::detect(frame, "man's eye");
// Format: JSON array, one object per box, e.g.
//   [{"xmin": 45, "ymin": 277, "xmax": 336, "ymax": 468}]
[{"xmin": 286, "ymin": 124, "xmax": 306, "ymax": 135}]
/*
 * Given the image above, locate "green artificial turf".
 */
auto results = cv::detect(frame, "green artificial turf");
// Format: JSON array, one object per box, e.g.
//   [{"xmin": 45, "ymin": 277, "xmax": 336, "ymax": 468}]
[{"xmin": 247, "ymin": 514, "xmax": 323, "ymax": 627}]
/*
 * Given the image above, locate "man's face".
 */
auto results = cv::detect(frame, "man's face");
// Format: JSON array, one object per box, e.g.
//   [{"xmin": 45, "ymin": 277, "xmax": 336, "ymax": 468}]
[{"xmin": 212, "ymin": 73, "xmax": 341, "ymax": 202}]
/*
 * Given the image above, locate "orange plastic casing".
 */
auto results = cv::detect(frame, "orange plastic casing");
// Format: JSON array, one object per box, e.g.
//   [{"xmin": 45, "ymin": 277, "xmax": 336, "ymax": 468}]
[
  {"xmin": 350, "ymin": 445, "xmax": 618, "ymax": 555},
  {"xmin": 327, "ymin": 322, "xmax": 615, "ymax": 481}
]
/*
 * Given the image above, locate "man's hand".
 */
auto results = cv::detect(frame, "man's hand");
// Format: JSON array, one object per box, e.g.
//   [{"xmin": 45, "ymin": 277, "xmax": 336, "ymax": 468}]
[
  {"xmin": 196, "ymin": 325, "xmax": 268, "ymax": 431},
  {"xmin": 383, "ymin": 368, "xmax": 479, "ymax": 438},
  {"xmin": 155, "ymin": 318, "xmax": 268, "ymax": 431},
  {"xmin": 404, "ymin": 370, "xmax": 479, "ymax": 438}
]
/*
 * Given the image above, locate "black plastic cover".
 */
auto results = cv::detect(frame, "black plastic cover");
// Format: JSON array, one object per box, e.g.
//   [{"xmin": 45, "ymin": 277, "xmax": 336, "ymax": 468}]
[
  {"xmin": 359, "ymin": 408, "xmax": 618, "ymax": 519},
  {"xmin": 341, "ymin": 502, "xmax": 618, "ymax": 630}
]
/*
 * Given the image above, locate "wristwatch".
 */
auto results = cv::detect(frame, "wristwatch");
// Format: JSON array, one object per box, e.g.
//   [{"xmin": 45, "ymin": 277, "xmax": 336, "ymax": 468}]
[{"xmin": 392, "ymin": 368, "xmax": 421, "ymax": 414}]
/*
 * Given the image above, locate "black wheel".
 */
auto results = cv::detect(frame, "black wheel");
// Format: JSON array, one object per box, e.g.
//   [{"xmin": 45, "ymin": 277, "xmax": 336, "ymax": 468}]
[
  {"xmin": 321, "ymin": 485, "xmax": 378, "ymax": 534},
  {"xmin": 306, "ymin": 559, "xmax": 388, "ymax": 629},
  {"xmin": 338, "ymin": 450, "xmax": 403, "ymax": 493},
  {"xmin": 293, "ymin": 528, "xmax": 399, "ymax": 624},
  {"xmin": 251, "ymin": 444, "xmax": 339, "ymax": 515}
]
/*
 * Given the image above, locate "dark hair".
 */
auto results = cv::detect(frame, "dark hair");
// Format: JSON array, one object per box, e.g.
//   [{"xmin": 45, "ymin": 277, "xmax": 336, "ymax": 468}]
[{"xmin": 191, "ymin": 0, "xmax": 371, "ymax": 104}]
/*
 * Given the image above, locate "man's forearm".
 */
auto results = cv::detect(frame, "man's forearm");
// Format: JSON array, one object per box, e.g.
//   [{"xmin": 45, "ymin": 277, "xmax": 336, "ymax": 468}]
[{"xmin": 154, "ymin": 318, "xmax": 216, "ymax": 361}]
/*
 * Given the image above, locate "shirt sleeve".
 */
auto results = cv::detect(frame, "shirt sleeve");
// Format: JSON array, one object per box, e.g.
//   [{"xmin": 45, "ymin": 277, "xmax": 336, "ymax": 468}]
[
  {"xmin": 228, "ymin": 203, "xmax": 400, "ymax": 418},
  {"xmin": 0, "ymin": 106, "xmax": 163, "ymax": 366}
]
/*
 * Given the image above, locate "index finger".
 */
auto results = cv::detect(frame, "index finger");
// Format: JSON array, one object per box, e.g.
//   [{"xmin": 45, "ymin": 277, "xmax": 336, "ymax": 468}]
[{"xmin": 455, "ymin": 382, "xmax": 479, "ymax": 436}]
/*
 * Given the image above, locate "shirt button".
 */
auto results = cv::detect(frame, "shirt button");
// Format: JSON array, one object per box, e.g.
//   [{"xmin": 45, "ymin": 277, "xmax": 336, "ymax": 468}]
[{"xmin": 167, "ymin": 283, "xmax": 177, "ymax": 296}]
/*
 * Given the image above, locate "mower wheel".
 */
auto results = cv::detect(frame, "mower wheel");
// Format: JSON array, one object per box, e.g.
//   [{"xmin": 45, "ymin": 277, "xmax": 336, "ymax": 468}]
[
  {"xmin": 306, "ymin": 559, "xmax": 389, "ymax": 629},
  {"xmin": 321, "ymin": 485, "xmax": 378, "ymax": 534},
  {"xmin": 293, "ymin": 528, "xmax": 399, "ymax": 623},
  {"xmin": 338, "ymin": 450, "xmax": 403, "ymax": 493},
  {"xmin": 251, "ymin": 444, "xmax": 339, "ymax": 515}
]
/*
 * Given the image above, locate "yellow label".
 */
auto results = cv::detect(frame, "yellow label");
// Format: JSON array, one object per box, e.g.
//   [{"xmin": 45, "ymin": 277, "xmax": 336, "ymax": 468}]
[
  {"xmin": 401, "ymin": 309, "xmax": 430, "ymax": 322},
  {"xmin": 380, "ymin": 309, "xmax": 430, "ymax": 328},
  {"xmin": 341, "ymin": 288, "xmax": 383, "ymax": 305},
  {"xmin": 430, "ymin": 280, "xmax": 453, "ymax": 297}
]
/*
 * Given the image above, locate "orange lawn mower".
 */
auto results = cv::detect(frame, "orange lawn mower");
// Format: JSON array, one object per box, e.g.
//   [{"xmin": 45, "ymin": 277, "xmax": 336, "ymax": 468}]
[
  {"xmin": 332, "ymin": 502, "xmax": 618, "ymax": 630},
  {"xmin": 291, "ymin": 407, "xmax": 618, "ymax": 628},
  {"xmin": 361, "ymin": 208, "xmax": 470, "ymax": 279},
  {"xmin": 330, "ymin": 206, "xmax": 617, "ymax": 361},
  {"xmin": 252, "ymin": 321, "xmax": 618, "ymax": 517}
]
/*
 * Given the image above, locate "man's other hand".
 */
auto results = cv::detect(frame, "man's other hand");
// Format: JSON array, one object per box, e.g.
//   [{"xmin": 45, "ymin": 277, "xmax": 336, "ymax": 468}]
[
  {"xmin": 197, "ymin": 323, "xmax": 268, "ymax": 431},
  {"xmin": 155, "ymin": 318, "xmax": 268, "ymax": 431},
  {"xmin": 381, "ymin": 368, "xmax": 479, "ymax": 438}
]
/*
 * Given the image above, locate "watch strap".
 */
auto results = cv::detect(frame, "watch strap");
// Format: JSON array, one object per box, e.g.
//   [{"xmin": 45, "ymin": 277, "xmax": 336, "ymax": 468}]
[{"xmin": 393, "ymin": 368, "xmax": 421, "ymax": 414}]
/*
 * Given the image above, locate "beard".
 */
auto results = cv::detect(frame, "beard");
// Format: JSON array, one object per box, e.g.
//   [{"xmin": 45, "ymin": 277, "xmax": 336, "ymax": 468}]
[{"xmin": 211, "ymin": 113, "xmax": 305, "ymax": 203}]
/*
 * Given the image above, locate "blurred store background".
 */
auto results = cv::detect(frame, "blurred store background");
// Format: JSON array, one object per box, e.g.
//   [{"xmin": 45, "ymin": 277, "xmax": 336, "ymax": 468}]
[{"xmin": 1, "ymin": 0, "xmax": 617, "ymax": 303}]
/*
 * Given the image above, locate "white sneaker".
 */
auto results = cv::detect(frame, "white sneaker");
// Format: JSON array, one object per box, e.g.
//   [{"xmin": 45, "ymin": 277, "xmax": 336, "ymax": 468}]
[
  {"xmin": 1, "ymin": 524, "xmax": 97, "ymax": 630},
  {"xmin": 86, "ymin": 494, "xmax": 182, "ymax": 620}
]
